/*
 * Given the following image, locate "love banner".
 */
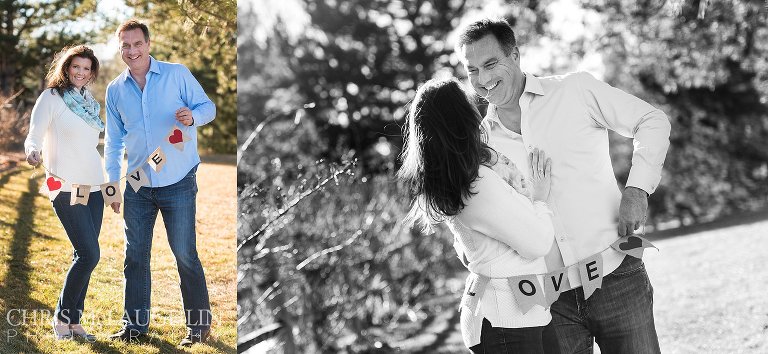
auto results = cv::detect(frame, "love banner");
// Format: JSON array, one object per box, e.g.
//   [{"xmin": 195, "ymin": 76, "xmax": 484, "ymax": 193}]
[
  {"xmin": 38, "ymin": 125, "xmax": 190, "ymax": 206},
  {"xmin": 461, "ymin": 235, "xmax": 657, "ymax": 314}
]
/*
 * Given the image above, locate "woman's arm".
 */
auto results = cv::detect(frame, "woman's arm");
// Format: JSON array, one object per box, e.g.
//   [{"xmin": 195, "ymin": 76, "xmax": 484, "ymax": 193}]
[
  {"xmin": 457, "ymin": 166, "xmax": 555, "ymax": 259},
  {"xmin": 24, "ymin": 91, "xmax": 54, "ymax": 159}
]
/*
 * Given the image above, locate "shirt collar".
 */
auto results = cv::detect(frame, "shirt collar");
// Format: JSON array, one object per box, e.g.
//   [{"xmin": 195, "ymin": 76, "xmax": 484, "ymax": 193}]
[
  {"xmin": 122, "ymin": 56, "xmax": 160, "ymax": 82},
  {"xmin": 484, "ymin": 72, "xmax": 545, "ymax": 126},
  {"xmin": 523, "ymin": 72, "xmax": 545, "ymax": 96}
]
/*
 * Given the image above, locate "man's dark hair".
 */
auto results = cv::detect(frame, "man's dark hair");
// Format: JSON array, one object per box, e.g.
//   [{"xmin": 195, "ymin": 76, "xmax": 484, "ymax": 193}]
[
  {"xmin": 456, "ymin": 18, "xmax": 517, "ymax": 55},
  {"xmin": 116, "ymin": 19, "xmax": 150, "ymax": 42}
]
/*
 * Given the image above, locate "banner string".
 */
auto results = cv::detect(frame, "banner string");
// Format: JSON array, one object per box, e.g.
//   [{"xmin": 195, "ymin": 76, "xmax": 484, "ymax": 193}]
[
  {"xmin": 32, "ymin": 160, "xmax": 137, "ymax": 184},
  {"xmin": 482, "ymin": 212, "xmax": 653, "ymax": 278},
  {"xmin": 27, "ymin": 123, "xmax": 191, "ymax": 187}
]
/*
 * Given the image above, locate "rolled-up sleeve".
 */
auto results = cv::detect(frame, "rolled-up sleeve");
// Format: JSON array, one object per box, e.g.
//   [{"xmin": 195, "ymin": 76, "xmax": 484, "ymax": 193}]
[{"xmin": 577, "ymin": 72, "xmax": 671, "ymax": 194}]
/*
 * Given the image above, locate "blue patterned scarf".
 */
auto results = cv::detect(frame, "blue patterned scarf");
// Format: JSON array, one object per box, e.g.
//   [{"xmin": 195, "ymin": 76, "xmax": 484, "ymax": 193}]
[{"xmin": 62, "ymin": 87, "xmax": 104, "ymax": 132}]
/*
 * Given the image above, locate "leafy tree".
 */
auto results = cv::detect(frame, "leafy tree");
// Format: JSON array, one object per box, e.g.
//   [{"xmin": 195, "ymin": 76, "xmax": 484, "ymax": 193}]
[
  {"xmin": 583, "ymin": 0, "xmax": 768, "ymax": 225},
  {"xmin": 0, "ymin": 0, "xmax": 101, "ymax": 95},
  {"xmin": 0, "ymin": 0, "xmax": 102, "ymax": 151}
]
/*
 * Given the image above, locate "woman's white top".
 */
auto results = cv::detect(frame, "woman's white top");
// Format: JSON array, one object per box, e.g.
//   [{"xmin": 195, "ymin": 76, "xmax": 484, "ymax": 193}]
[
  {"xmin": 24, "ymin": 89, "xmax": 105, "ymax": 193},
  {"xmin": 446, "ymin": 165, "xmax": 555, "ymax": 349}
]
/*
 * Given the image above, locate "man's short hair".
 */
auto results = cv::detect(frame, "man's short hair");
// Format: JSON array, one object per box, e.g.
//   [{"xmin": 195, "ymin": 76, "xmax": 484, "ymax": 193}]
[
  {"xmin": 116, "ymin": 19, "xmax": 150, "ymax": 42},
  {"xmin": 456, "ymin": 18, "xmax": 517, "ymax": 56}
]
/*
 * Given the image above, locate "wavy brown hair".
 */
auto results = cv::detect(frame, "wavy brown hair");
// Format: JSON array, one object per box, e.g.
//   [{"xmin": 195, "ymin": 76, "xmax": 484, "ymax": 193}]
[
  {"xmin": 398, "ymin": 77, "xmax": 496, "ymax": 227},
  {"xmin": 46, "ymin": 45, "xmax": 100, "ymax": 96}
]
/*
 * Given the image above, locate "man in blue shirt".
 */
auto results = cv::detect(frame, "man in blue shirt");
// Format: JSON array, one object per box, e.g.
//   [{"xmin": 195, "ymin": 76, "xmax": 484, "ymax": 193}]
[{"xmin": 104, "ymin": 19, "xmax": 214, "ymax": 346}]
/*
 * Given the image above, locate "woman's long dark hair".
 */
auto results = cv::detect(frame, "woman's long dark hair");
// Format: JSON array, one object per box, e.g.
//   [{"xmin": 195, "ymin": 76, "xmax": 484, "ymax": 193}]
[{"xmin": 398, "ymin": 77, "xmax": 495, "ymax": 228}]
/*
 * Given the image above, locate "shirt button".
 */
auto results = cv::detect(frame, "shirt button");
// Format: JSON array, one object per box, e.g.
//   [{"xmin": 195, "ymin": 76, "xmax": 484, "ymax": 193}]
[{"xmin": 560, "ymin": 235, "xmax": 567, "ymax": 242}]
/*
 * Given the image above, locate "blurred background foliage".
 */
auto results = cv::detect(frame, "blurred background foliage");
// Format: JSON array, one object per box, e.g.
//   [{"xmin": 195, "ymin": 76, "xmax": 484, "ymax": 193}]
[
  {"xmin": 241, "ymin": 0, "xmax": 768, "ymax": 352},
  {"xmin": 0, "ymin": 0, "xmax": 236, "ymax": 154}
]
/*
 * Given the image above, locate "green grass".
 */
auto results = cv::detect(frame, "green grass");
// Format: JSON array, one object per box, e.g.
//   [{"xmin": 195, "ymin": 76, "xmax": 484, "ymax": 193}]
[
  {"xmin": 0, "ymin": 160, "xmax": 236, "ymax": 353},
  {"xmin": 400, "ymin": 215, "xmax": 768, "ymax": 353}
]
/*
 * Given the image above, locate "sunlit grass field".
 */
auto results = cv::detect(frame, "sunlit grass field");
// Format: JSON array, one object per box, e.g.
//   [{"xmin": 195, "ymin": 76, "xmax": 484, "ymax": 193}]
[
  {"xmin": 418, "ymin": 215, "xmax": 768, "ymax": 353},
  {"xmin": 0, "ymin": 158, "xmax": 236, "ymax": 353}
]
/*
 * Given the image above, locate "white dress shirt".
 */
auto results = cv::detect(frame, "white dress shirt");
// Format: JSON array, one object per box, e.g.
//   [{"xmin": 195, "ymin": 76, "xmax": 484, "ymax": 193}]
[{"xmin": 484, "ymin": 71, "xmax": 671, "ymax": 287}]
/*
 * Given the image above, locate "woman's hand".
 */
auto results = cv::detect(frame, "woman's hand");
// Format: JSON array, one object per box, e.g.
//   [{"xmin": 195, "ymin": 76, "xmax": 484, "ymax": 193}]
[
  {"xmin": 493, "ymin": 158, "xmax": 533, "ymax": 200},
  {"xmin": 528, "ymin": 148, "xmax": 552, "ymax": 202},
  {"xmin": 111, "ymin": 202, "xmax": 121, "ymax": 214},
  {"xmin": 26, "ymin": 150, "xmax": 42, "ymax": 167}
]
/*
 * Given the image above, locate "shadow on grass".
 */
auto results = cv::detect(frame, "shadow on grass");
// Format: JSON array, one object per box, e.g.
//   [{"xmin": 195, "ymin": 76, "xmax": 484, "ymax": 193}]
[
  {"xmin": 207, "ymin": 335, "xmax": 237, "ymax": 353},
  {"xmin": 83, "ymin": 335, "xmax": 180, "ymax": 353},
  {"xmin": 0, "ymin": 219, "xmax": 57, "ymax": 241},
  {"xmin": 0, "ymin": 174, "xmax": 52, "ymax": 352},
  {"xmin": 81, "ymin": 335, "xmax": 235, "ymax": 353},
  {"xmin": 0, "ymin": 167, "xmax": 22, "ymax": 190},
  {"xmin": 647, "ymin": 207, "xmax": 768, "ymax": 241}
]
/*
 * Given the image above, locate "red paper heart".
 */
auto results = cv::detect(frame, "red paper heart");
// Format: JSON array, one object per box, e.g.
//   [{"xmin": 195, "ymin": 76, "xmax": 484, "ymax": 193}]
[
  {"xmin": 47, "ymin": 177, "xmax": 62, "ymax": 191},
  {"xmin": 169, "ymin": 129, "xmax": 183, "ymax": 144},
  {"xmin": 619, "ymin": 236, "xmax": 643, "ymax": 250}
]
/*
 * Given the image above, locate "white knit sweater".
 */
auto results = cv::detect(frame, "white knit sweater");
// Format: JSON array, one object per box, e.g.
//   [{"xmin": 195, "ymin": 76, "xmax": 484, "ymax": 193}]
[
  {"xmin": 24, "ymin": 89, "xmax": 105, "ymax": 193},
  {"xmin": 446, "ymin": 165, "xmax": 555, "ymax": 349}
]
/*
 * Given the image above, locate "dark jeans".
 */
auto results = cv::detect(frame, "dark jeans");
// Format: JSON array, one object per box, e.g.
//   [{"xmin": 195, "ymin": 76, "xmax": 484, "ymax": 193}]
[
  {"xmin": 122, "ymin": 165, "xmax": 211, "ymax": 332},
  {"xmin": 469, "ymin": 318, "xmax": 561, "ymax": 354},
  {"xmin": 550, "ymin": 256, "xmax": 660, "ymax": 354},
  {"xmin": 51, "ymin": 191, "xmax": 103, "ymax": 324}
]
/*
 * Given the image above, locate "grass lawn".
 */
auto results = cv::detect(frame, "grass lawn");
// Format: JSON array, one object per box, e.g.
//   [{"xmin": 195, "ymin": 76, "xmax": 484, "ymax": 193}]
[
  {"xmin": 0, "ymin": 158, "xmax": 236, "ymax": 353},
  {"xmin": 405, "ymin": 215, "xmax": 768, "ymax": 353}
]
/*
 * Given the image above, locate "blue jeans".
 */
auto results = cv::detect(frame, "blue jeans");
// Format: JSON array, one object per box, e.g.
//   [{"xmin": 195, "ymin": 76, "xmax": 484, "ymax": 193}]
[
  {"xmin": 550, "ymin": 256, "xmax": 660, "ymax": 353},
  {"xmin": 469, "ymin": 319, "xmax": 561, "ymax": 354},
  {"xmin": 51, "ymin": 191, "xmax": 103, "ymax": 324},
  {"xmin": 122, "ymin": 165, "xmax": 211, "ymax": 332}
]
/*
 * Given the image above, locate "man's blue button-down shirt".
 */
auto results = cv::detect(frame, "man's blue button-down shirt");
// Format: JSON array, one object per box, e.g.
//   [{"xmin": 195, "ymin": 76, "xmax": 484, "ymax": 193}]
[{"xmin": 105, "ymin": 56, "xmax": 215, "ymax": 187}]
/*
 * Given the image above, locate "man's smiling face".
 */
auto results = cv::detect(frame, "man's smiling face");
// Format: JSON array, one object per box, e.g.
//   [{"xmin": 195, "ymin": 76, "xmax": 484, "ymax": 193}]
[
  {"xmin": 119, "ymin": 28, "xmax": 151, "ymax": 72},
  {"xmin": 460, "ymin": 34, "xmax": 524, "ymax": 109}
]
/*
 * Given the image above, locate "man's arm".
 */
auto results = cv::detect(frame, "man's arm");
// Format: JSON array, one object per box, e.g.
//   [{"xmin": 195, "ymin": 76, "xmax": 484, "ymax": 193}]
[
  {"xmin": 178, "ymin": 65, "xmax": 216, "ymax": 126},
  {"xmin": 104, "ymin": 85, "xmax": 127, "ymax": 183},
  {"xmin": 576, "ymin": 72, "xmax": 671, "ymax": 236}
]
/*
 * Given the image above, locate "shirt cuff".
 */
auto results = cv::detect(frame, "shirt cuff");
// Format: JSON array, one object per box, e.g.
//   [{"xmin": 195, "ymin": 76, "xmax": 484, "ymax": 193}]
[
  {"xmin": 24, "ymin": 144, "xmax": 38, "ymax": 156},
  {"xmin": 626, "ymin": 167, "xmax": 660, "ymax": 195}
]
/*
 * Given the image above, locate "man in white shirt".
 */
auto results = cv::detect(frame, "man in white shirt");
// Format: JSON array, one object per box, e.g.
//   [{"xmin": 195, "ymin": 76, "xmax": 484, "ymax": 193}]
[{"xmin": 455, "ymin": 18, "xmax": 670, "ymax": 353}]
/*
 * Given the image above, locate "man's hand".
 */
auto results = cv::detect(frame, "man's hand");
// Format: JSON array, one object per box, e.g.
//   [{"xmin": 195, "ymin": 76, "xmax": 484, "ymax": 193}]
[
  {"xmin": 111, "ymin": 202, "xmax": 121, "ymax": 214},
  {"xmin": 618, "ymin": 186, "xmax": 648, "ymax": 236},
  {"xmin": 175, "ymin": 107, "xmax": 194, "ymax": 126}
]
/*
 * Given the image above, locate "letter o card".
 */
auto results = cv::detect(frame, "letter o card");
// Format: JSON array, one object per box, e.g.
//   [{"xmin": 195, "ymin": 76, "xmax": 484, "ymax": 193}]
[
  {"xmin": 100, "ymin": 181, "xmax": 122, "ymax": 206},
  {"xmin": 508, "ymin": 274, "xmax": 546, "ymax": 313}
]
